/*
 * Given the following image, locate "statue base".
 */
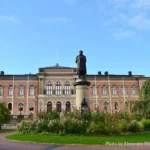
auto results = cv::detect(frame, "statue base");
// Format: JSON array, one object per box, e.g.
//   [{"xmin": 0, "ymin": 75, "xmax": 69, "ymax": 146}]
[{"xmin": 74, "ymin": 76, "xmax": 91, "ymax": 110}]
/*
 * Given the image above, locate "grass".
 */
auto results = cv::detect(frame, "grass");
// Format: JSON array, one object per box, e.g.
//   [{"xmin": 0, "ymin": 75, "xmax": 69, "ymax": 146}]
[
  {"xmin": 5, "ymin": 133, "xmax": 150, "ymax": 145},
  {"xmin": 0, "ymin": 129, "xmax": 16, "ymax": 133}
]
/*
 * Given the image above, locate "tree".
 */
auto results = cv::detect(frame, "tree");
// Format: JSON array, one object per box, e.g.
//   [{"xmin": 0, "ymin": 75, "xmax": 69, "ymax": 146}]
[
  {"xmin": 133, "ymin": 79, "xmax": 150, "ymax": 118},
  {"xmin": 139, "ymin": 79, "xmax": 150, "ymax": 100},
  {"xmin": 0, "ymin": 103, "xmax": 11, "ymax": 130}
]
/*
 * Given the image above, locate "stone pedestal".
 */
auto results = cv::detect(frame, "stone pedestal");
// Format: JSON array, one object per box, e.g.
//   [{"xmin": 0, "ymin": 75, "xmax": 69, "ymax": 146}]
[{"xmin": 74, "ymin": 77, "xmax": 90, "ymax": 110}]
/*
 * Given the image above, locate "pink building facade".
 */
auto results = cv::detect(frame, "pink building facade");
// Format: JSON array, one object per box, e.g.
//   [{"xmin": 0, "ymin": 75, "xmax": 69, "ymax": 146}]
[{"xmin": 0, "ymin": 66, "xmax": 148, "ymax": 117}]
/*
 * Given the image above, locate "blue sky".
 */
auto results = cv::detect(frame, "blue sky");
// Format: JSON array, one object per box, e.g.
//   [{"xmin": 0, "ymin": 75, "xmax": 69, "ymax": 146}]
[{"xmin": 0, "ymin": 0, "xmax": 150, "ymax": 76}]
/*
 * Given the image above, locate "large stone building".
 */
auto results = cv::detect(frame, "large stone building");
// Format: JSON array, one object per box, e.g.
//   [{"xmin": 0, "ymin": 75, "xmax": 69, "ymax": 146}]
[{"xmin": 0, "ymin": 64, "xmax": 148, "ymax": 117}]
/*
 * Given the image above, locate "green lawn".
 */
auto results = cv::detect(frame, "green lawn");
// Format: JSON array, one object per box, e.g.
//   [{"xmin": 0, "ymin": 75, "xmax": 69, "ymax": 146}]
[
  {"xmin": 5, "ymin": 133, "xmax": 150, "ymax": 145},
  {"xmin": 0, "ymin": 129, "xmax": 16, "ymax": 133}
]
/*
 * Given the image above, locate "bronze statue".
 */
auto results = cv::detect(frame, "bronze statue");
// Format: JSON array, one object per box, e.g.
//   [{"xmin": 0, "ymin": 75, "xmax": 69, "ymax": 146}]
[{"xmin": 76, "ymin": 50, "xmax": 87, "ymax": 77}]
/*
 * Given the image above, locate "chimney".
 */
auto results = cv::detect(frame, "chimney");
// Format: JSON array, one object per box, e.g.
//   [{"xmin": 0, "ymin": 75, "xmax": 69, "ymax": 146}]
[
  {"xmin": 98, "ymin": 71, "xmax": 101, "ymax": 75},
  {"xmin": 0, "ymin": 71, "xmax": 4, "ymax": 75},
  {"xmin": 105, "ymin": 71, "xmax": 108, "ymax": 75},
  {"xmin": 128, "ymin": 71, "xmax": 132, "ymax": 76}
]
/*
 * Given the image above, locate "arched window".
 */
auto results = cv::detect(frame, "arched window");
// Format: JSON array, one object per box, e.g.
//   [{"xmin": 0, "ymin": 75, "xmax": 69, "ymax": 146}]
[
  {"xmin": 92, "ymin": 86, "xmax": 97, "ymax": 96},
  {"xmin": 29, "ymin": 103, "xmax": 34, "ymax": 111},
  {"xmin": 29, "ymin": 86, "xmax": 34, "ymax": 96},
  {"xmin": 94, "ymin": 101, "xmax": 98, "ymax": 110},
  {"xmin": 18, "ymin": 103, "xmax": 23, "ymax": 111},
  {"xmin": 56, "ymin": 81, "xmax": 61, "ymax": 95},
  {"xmin": 46, "ymin": 81, "xmax": 53, "ymax": 95},
  {"xmin": 125, "ymin": 102, "xmax": 128, "ymax": 111},
  {"xmin": 64, "ymin": 81, "xmax": 70, "ymax": 95},
  {"xmin": 104, "ymin": 102, "xmax": 109, "ymax": 111},
  {"xmin": 8, "ymin": 103, "xmax": 12, "ymax": 110},
  {"xmin": 66, "ymin": 101, "xmax": 71, "ymax": 111},
  {"xmin": 0, "ymin": 86, "xmax": 3, "ymax": 96},
  {"xmin": 19, "ymin": 86, "xmax": 24, "ymax": 96},
  {"xmin": 131, "ymin": 85, "xmax": 136, "ymax": 95},
  {"xmin": 56, "ymin": 101, "xmax": 61, "ymax": 112},
  {"xmin": 112, "ymin": 86, "xmax": 117, "ymax": 95},
  {"xmin": 102, "ymin": 86, "xmax": 107, "ymax": 95},
  {"xmin": 114, "ymin": 102, "xmax": 119, "ymax": 110},
  {"xmin": 8, "ymin": 86, "xmax": 13, "ymax": 96},
  {"xmin": 47, "ymin": 102, "xmax": 52, "ymax": 112}
]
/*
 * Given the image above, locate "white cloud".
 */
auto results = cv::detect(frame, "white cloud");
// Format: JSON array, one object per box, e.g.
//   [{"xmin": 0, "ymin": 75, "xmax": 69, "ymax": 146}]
[
  {"xmin": 105, "ymin": 0, "xmax": 150, "ymax": 30},
  {"xmin": 0, "ymin": 15, "xmax": 22, "ymax": 24},
  {"xmin": 62, "ymin": 0, "xmax": 77, "ymax": 5},
  {"xmin": 129, "ymin": 15, "xmax": 150, "ymax": 29},
  {"xmin": 113, "ymin": 29, "xmax": 137, "ymax": 39},
  {"xmin": 41, "ymin": 17, "xmax": 67, "ymax": 23},
  {"xmin": 131, "ymin": 0, "xmax": 150, "ymax": 9}
]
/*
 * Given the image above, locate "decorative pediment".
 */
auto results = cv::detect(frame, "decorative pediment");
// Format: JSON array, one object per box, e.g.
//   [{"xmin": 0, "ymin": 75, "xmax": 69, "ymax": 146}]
[{"xmin": 120, "ymin": 85, "xmax": 128, "ymax": 88}]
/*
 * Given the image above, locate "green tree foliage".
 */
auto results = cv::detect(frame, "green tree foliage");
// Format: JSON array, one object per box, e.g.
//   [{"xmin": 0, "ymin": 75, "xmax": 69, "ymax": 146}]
[
  {"xmin": 0, "ymin": 103, "xmax": 11, "ymax": 130},
  {"xmin": 133, "ymin": 79, "xmax": 150, "ymax": 118},
  {"xmin": 139, "ymin": 79, "xmax": 150, "ymax": 100}
]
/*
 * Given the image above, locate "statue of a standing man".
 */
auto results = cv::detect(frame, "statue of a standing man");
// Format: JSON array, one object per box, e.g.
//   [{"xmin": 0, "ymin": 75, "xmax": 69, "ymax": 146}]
[{"xmin": 76, "ymin": 50, "xmax": 87, "ymax": 77}]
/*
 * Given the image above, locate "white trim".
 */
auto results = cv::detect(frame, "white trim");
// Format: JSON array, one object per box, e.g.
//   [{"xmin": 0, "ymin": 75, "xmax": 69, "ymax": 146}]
[
  {"xmin": 108, "ymin": 75, "xmax": 112, "ymax": 114},
  {"xmin": 26, "ymin": 74, "xmax": 29, "ymax": 115},
  {"xmin": 12, "ymin": 75, "xmax": 14, "ymax": 115}
]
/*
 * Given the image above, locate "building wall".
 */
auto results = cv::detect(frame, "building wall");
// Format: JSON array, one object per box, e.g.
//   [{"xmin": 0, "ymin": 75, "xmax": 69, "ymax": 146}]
[
  {"xmin": 0, "ymin": 68, "xmax": 148, "ymax": 116},
  {"xmin": 0, "ymin": 76, "xmax": 38, "ymax": 116},
  {"xmin": 87, "ymin": 77, "xmax": 142, "ymax": 112}
]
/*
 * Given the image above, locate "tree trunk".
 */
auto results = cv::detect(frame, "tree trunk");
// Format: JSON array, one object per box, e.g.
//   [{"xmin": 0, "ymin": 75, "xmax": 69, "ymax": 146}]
[{"xmin": 0, "ymin": 124, "xmax": 1, "ymax": 130}]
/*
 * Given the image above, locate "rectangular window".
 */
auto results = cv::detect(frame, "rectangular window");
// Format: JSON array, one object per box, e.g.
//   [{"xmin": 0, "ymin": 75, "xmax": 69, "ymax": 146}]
[
  {"xmin": 56, "ymin": 86, "xmax": 61, "ymax": 95},
  {"xmin": 112, "ymin": 87, "xmax": 117, "ymax": 95},
  {"xmin": 0, "ymin": 88, "xmax": 3, "ymax": 96},
  {"xmin": 30, "ymin": 87, "xmax": 34, "ymax": 96},
  {"xmin": 47, "ymin": 85, "xmax": 53, "ymax": 95},
  {"xmin": 9, "ymin": 87, "xmax": 13, "ymax": 96},
  {"xmin": 132, "ymin": 88, "xmax": 136, "ymax": 95},
  {"xmin": 92, "ymin": 86, "xmax": 97, "ymax": 96},
  {"xmin": 19, "ymin": 87, "xmax": 24, "ymax": 96},
  {"xmin": 102, "ymin": 87, "xmax": 107, "ymax": 95},
  {"xmin": 122, "ymin": 87, "xmax": 127, "ymax": 95}
]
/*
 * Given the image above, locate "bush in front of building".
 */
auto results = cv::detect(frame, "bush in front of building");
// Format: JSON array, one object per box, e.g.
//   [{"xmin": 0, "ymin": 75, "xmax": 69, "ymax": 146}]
[
  {"xmin": 0, "ymin": 103, "xmax": 11, "ymax": 130},
  {"xmin": 38, "ymin": 111, "xmax": 60, "ymax": 120},
  {"xmin": 128, "ymin": 120, "xmax": 144, "ymax": 133},
  {"xmin": 17, "ymin": 110, "xmax": 150, "ymax": 136},
  {"xmin": 143, "ymin": 119, "xmax": 150, "ymax": 131}
]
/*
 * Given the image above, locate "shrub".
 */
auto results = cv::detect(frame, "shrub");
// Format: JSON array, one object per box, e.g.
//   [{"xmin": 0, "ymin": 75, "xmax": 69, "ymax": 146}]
[
  {"xmin": 17, "ymin": 110, "xmax": 148, "ymax": 136},
  {"xmin": 91, "ymin": 112, "xmax": 105, "ymax": 123},
  {"xmin": 143, "ymin": 119, "xmax": 150, "ymax": 131},
  {"xmin": 86, "ymin": 122, "xmax": 103, "ymax": 135},
  {"xmin": 38, "ymin": 111, "xmax": 60, "ymax": 120},
  {"xmin": 48, "ymin": 119, "xmax": 61, "ymax": 134},
  {"xmin": 61, "ymin": 117, "xmax": 85, "ymax": 134},
  {"xmin": 128, "ymin": 120, "xmax": 144, "ymax": 133},
  {"xmin": 116, "ymin": 119, "xmax": 130, "ymax": 135}
]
